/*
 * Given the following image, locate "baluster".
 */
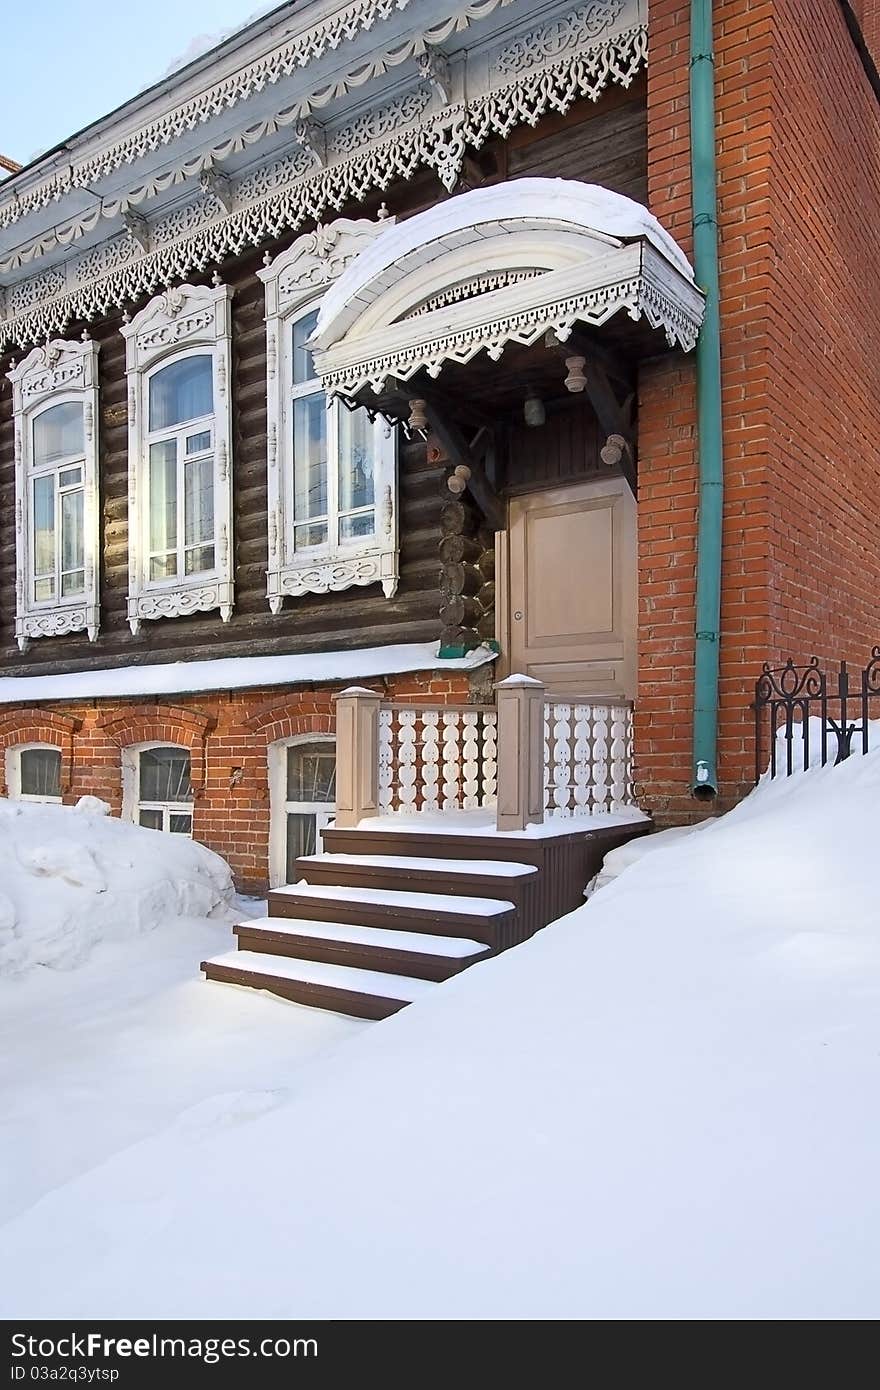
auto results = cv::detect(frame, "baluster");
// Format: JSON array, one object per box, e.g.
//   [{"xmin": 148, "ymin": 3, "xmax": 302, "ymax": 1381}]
[
  {"xmin": 551, "ymin": 702, "xmax": 572, "ymax": 817},
  {"xmin": 572, "ymin": 703, "xmax": 591, "ymax": 816},
  {"xmin": 462, "ymin": 711, "xmax": 479, "ymax": 808},
  {"xmin": 543, "ymin": 703, "xmax": 552, "ymax": 814},
  {"xmin": 482, "ymin": 711, "xmax": 498, "ymax": 805},
  {"xmin": 592, "ymin": 705, "xmax": 610, "ymax": 812},
  {"xmin": 625, "ymin": 706, "xmax": 635, "ymax": 804},
  {"xmin": 421, "ymin": 710, "xmax": 440, "ymax": 811},
  {"xmin": 398, "ymin": 709, "xmax": 418, "ymax": 812},
  {"xmin": 441, "ymin": 711, "xmax": 461, "ymax": 809},
  {"xmin": 610, "ymin": 706, "xmax": 627, "ymax": 809},
  {"xmin": 378, "ymin": 707, "xmax": 394, "ymax": 813}
]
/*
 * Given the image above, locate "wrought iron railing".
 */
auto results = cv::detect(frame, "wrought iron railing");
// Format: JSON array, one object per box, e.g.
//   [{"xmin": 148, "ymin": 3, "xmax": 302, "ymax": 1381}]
[{"xmin": 754, "ymin": 648, "xmax": 880, "ymax": 780}]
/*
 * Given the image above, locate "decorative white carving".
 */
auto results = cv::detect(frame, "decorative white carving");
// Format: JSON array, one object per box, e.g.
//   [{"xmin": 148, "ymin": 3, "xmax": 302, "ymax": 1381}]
[
  {"xmin": 259, "ymin": 216, "xmax": 399, "ymax": 610},
  {"xmin": 121, "ymin": 282, "xmax": 235, "ymax": 630},
  {"xmin": 542, "ymin": 699, "xmax": 634, "ymax": 816},
  {"xmin": 417, "ymin": 51, "xmax": 452, "ymax": 104},
  {"xmin": 0, "ymin": 19, "xmax": 647, "ymax": 351},
  {"xmin": 329, "ymin": 88, "xmax": 431, "ymax": 156},
  {"xmin": 378, "ymin": 702, "xmax": 499, "ymax": 812},
  {"xmin": 378, "ymin": 706, "xmax": 394, "ymax": 812},
  {"xmin": 121, "ymin": 210, "xmax": 150, "ymax": 254},
  {"xmin": 199, "ymin": 165, "xmax": 234, "ymax": 215},
  {"xmin": 6, "ymin": 336, "xmax": 101, "ymax": 647},
  {"xmin": 496, "ymin": 0, "xmax": 622, "ymax": 74},
  {"xmin": 397, "ymin": 710, "xmax": 418, "ymax": 812}
]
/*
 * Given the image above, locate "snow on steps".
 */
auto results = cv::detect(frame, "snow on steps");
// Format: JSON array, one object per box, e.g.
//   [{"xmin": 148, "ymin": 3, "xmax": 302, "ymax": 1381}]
[
  {"xmin": 233, "ymin": 916, "xmax": 491, "ymax": 982},
  {"xmin": 267, "ymin": 882, "xmax": 517, "ymax": 948},
  {"xmin": 202, "ymin": 950, "xmax": 435, "ymax": 1021},
  {"xmin": 294, "ymin": 851, "xmax": 537, "ymax": 902}
]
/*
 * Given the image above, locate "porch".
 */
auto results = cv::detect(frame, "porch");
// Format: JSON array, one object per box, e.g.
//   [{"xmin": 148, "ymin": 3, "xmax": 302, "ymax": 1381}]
[{"xmin": 203, "ymin": 676, "xmax": 650, "ymax": 1017}]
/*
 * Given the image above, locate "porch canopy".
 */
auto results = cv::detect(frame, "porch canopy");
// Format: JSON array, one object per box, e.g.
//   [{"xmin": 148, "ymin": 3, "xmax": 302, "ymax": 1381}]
[{"xmin": 310, "ymin": 178, "xmax": 705, "ymax": 410}]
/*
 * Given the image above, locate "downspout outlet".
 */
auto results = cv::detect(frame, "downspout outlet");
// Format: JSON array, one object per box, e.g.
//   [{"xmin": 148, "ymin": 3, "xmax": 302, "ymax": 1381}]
[{"xmin": 692, "ymin": 759, "xmax": 718, "ymax": 800}]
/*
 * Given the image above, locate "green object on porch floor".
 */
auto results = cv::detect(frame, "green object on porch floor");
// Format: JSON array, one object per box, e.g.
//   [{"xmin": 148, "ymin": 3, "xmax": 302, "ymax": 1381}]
[{"xmin": 690, "ymin": 0, "xmax": 723, "ymax": 799}]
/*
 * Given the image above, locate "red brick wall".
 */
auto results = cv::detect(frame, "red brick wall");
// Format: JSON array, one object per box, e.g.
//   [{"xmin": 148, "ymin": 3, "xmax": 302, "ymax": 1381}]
[
  {"xmin": 640, "ymin": 0, "xmax": 880, "ymax": 820},
  {"xmin": 851, "ymin": 0, "xmax": 880, "ymax": 65},
  {"xmin": 0, "ymin": 670, "xmax": 475, "ymax": 894}
]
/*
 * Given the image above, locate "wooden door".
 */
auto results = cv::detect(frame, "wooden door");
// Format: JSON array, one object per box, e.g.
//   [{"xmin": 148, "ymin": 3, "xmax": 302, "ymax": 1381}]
[{"xmin": 505, "ymin": 477, "xmax": 636, "ymax": 699}]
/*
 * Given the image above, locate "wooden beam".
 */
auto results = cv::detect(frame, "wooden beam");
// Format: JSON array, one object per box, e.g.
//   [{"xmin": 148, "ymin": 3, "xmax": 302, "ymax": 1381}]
[{"xmin": 424, "ymin": 403, "xmax": 505, "ymax": 532}]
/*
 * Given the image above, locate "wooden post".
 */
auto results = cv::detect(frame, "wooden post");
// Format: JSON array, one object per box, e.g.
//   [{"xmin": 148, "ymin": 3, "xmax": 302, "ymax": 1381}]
[
  {"xmin": 334, "ymin": 686, "xmax": 382, "ymax": 829},
  {"xmin": 495, "ymin": 674, "xmax": 545, "ymax": 832}
]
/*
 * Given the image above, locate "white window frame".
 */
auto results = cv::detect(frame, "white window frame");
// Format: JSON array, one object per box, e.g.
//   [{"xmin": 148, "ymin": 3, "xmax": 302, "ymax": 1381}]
[
  {"xmin": 121, "ymin": 741, "xmax": 194, "ymax": 837},
  {"xmin": 121, "ymin": 282, "xmax": 234, "ymax": 634},
  {"xmin": 257, "ymin": 218, "xmax": 398, "ymax": 613},
  {"xmin": 268, "ymin": 736, "xmax": 336, "ymax": 889},
  {"xmin": 7, "ymin": 338, "xmax": 100, "ymax": 651},
  {"xmin": 5, "ymin": 743, "xmax": 63, "ymax": 803}
]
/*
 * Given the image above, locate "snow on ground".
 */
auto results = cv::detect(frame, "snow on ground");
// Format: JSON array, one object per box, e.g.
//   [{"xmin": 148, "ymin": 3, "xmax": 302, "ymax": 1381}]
[
  {"xmin": 0, "ymin": 803, "xmax": 366, "ymax": 1225},
  {"xmin": 0, "ymin": 797, "xmax": 232, "ymax": 975},
  {"xmin": 3, "ymin": 752, "xmax": 879, "ymax": 1318}
]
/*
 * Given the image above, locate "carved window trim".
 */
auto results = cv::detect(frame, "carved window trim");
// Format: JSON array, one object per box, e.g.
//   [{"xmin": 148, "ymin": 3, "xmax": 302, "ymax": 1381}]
[
  {"xmin": 257, "ymin": 219, "xmax": 398, "ymax": 612},
  {"xmin": 121, "ymin": 282, "xmax": 234, "ymax": 634},
  {"xmin": 7, "ymin": 337, "xmax": 101, "ymax": 652}
]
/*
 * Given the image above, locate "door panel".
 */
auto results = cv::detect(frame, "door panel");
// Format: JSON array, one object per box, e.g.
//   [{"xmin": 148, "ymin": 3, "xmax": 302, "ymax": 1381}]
[{"xmin": 507, "ymin": 477, "xmax": 636, "ymax": 699}]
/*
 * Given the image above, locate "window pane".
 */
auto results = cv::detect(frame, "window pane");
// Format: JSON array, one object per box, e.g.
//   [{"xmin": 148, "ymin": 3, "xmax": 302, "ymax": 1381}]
[
  {"xmin": 139, "ymin": 809, "xmax": 163, "ymax": 831},
  {"xmin": 169, "ymin": 813, "xmax": 193, "ymax": 836},
  {"xmin": 287, "ymin": 744, "xmax": 337, "ymax": 802},
  {"xmin": 184, "ymin": 455, "xmax": 214, "ymax": 545},
  {"xmin": 185, "ymin": 544, "xmax": 215, "ymax": 575},
  {"xmin": 20, "ymin": 748, "xmax": 61, "ymax": 798},
  {"xmin": 62, "ymin": 570, "xmax": 85, "ymax": 598},
  {"xmin": 338, "ymin": 407, "xmax": 376, "ymax": 513},
  {"xmin": 294, "ymin": 522, "xmax": 327, "ymax": 550},
  {"xmin": 292, "ymin": 310, "xmax": 319, "ymax": 386},
  {"xmin": 149, "ymin": 439, "xmax": 177, "ymax": 564},
  {"xmin": 185, "ymin": 430, "xmax": 212, "ymax": 455},
  {"xmin": 33, "ymin": 402, "xmax": 84, "ymax": 465},
  {"xmin": 34, "ymin": 578, "xmax": 55, "ymax": 601},
  {"xmin": 149, "ymin": 355, "xmax": 213, "ymax": 431},
  {"xmin": 293, "ymin": 394, "xmax": 327, "ymax": 523},
  {"xmin": 61, "ymin": 488, "xmax": 84, "ymax": 588},
  {"xmin": 287, "ymin": 812, "xmax": 317, "ymax": 879},
  {"xmin": 59, "ymin": 465, "xmax": 83, "ymax": 489},
  {"xmin": 340, "ymin": 513, "xmax": 375, "ymax": 542},
  {"xmin": 33, "ymin": 474, "xmax": 55, "ymax": 587},
  {"xmin": 139, "ymin": 747, "xmax": 193, "ymax": 803}
]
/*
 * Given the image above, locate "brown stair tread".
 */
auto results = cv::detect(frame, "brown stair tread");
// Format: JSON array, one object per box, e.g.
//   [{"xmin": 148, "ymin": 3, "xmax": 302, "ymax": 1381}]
[
  {"xmin": 271, "ymin": 883, "xmax": 514, "ymax": 915},
  {"xmin": 203, "ymin": 950, "xmax": 435, "ymax": 1002},
  {"xmin": 296, "ymin": 852, "xmax": 537, "ymax": 877},
  {"xmin": 236, "ymin": 916, "xmax": 490, "ymax": 958}
]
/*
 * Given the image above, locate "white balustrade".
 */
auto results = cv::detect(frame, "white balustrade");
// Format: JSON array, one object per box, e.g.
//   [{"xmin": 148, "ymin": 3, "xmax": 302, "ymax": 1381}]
[
  {"xmin": 542, "ymin": 699, "xmax": 635, "ymax": 817},
  {"xmin": 377, "ymin": 703, "xmax": 499, "ymax": 814}
]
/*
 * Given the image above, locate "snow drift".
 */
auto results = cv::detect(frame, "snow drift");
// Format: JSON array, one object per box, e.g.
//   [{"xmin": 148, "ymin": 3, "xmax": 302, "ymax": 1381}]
[
  {"xmin": 0, "ymin": 799, "xmax": 233, "ymax": 977},
  {"xmin": 2, "ymin": 753, "xmax": 879, "ymax": 1317}
]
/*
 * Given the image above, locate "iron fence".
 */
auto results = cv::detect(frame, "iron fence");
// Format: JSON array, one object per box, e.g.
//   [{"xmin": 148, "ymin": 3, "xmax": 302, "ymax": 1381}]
[{"xmin": 754, "ymin": 648, "xmax": 880, "ymax": 780}]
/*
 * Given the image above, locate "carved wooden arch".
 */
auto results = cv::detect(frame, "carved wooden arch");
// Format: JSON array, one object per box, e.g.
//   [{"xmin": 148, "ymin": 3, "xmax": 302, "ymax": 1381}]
[
  {"xmin": 96, "ymin": 704, "xmax": 214, "ymax": 793},
  {"xmin": 0, "ymin": 707, "xmax": 81, "ymax": 796}
]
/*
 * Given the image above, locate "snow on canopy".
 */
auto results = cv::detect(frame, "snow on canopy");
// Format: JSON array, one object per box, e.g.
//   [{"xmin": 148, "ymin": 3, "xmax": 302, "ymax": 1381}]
[
  {"xmin": 314, "ymin": 177, "xmax": 697, "ymax": 346},
  {"xmin": 2, "ymin": 751, "xmax": 879, "ymax": 1317}
]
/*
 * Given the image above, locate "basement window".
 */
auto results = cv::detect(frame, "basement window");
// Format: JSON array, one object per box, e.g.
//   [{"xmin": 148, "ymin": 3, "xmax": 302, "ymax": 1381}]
[
  {"xmin": 7, "ymin": 744, "xmax": 63, "ymax": 803},
  {"xmin": 136, "ymin": 746, "xmax": 193, "ymax": 836}
]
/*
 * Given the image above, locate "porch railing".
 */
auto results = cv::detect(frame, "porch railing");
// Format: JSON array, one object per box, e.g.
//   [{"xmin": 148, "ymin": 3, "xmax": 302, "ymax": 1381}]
[
  {"xmin": 377, "ymin": 703, "xmax": 498, "ymax": 814},
  {"xmin": 754, "ymin": 649, "xmax": 880, "ymax": 780},
  {"xmin": 334, "ymin": 677, "xmax": 636, "ymax": 831}
]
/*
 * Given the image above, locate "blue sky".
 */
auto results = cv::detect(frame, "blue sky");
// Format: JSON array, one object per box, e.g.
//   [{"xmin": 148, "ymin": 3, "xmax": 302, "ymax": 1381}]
[{"xmin": 1, "ymin": 0, "xmax": 275, "ymax": 166}]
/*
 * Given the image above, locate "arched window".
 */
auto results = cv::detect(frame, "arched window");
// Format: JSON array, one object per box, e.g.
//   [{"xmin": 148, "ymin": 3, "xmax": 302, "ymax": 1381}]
[
  {"xmin": 122, "ymin": 743, "xmax": 194, "ymax": 836},
  {"xmin": 121, "ymin": 283, "xmax": 234, "ymax": 634},
  {"xmin": 7, "ymin": 338, "xmax": 101, "ymax": 651},
  {"xmin": 268, "ymin": 738, "xmax": 336, "ymax": 887},
  {"xmin": 258, "ymin": 220, "xmax": 398, "ymax": 614},
  {"xmin": 6, "ymin": 744, "xmax": 63, "ymax": 803}
]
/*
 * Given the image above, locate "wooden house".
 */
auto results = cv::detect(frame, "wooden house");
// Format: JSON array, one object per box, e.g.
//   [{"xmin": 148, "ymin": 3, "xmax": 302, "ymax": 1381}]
[{"xmin": 2, "ymin": 0, "xmax": 879, "ymax": 1014}]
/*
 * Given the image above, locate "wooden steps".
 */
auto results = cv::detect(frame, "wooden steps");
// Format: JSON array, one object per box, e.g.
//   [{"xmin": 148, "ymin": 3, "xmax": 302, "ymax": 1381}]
[
  {"xmin": 202, "ymin": 816, "xmax": 651, "ymax": 1018},
  {"xmin": 202, "ymin": 950, "xmax": 435, "ymax": 1020},
  {"xmin": 233, "ymin": 916, "xmax": 490, "ymax": 981}
]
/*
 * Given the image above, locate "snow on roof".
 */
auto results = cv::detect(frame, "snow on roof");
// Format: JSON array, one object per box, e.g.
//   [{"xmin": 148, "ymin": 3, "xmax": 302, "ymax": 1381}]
[
  {"xmin": 0, "ymin": 642, "xmax": 497, "ymax": 706},
  {"xmin": 314, "ymin": 177, "xmax": 696, "ymax": 343}
]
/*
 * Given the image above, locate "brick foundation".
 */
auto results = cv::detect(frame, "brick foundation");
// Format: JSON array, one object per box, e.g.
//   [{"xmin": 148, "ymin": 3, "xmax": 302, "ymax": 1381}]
[{"xmin": 0, "ymin": 669, "xmax": 477, "ymax": 895}]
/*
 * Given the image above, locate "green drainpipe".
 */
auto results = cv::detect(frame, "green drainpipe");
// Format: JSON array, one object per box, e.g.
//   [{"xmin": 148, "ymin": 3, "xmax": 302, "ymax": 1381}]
[{"xmin": 689, "ymin": 0, "xmax": 724, "ymax": 799}]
